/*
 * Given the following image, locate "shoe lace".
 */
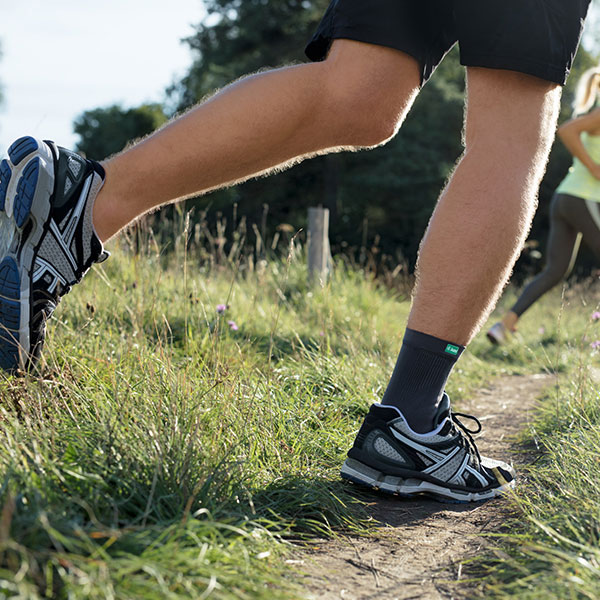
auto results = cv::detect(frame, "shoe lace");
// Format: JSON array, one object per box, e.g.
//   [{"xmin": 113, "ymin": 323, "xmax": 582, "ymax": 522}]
[{"xmin": 449, "ymin": 411, "xmax": 482, "ymax": 466}]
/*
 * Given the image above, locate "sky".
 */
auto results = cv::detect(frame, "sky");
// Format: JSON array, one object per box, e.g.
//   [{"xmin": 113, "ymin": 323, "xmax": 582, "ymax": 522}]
[
  {"xmin": 0, "ymin": 0, "xmax": 206, "ymax": 150},
  {"xmin": 0, "ymin": 1, "xmax": 599, "ymax": 153}
]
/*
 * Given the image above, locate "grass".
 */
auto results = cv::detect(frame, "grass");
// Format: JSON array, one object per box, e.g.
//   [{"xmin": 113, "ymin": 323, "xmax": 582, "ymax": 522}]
[
  {"xmin": 468, "ymin": 287, "xmax": 600, "ymax": 600},
  {"xmin": 0, "ymin": 225, "xmax": 599, "ymax": 598}
]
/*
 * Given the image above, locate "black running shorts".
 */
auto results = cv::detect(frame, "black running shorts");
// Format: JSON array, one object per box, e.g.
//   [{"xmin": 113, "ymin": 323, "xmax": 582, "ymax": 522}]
[{"xmin": 305, "ymin": 0, "xmax": 591, "ymax": 85}]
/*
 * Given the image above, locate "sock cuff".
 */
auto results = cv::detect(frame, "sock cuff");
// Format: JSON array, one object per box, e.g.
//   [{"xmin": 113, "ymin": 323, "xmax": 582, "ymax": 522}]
[{"xmin": 403, "ymin": 328, "xmax": 465, "ymax": 360}]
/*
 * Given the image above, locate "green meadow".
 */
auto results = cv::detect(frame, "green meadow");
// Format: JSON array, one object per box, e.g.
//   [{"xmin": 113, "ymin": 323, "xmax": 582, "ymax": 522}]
[{"xmin": 1, "ymin": 229, "xmax": 599, "ymax": 599}]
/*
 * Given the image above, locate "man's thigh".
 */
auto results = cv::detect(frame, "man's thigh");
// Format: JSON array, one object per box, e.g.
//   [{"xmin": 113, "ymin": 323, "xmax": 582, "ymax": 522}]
[
  {"xmin": 323, "ymin": 38, "xmax": 421, "ymax": 93},
  {"xmin": 306, "ymin": 0, "xmax": 454, "ymax": 84}
]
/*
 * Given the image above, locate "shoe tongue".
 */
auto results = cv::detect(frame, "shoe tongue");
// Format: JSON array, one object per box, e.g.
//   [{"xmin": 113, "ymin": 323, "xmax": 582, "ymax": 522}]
[{"xmin": 433, "ymin": 393, "xmax": 451, "ymax": 428}]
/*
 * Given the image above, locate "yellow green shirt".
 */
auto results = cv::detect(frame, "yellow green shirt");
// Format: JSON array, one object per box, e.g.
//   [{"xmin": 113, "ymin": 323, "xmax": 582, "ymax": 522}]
[{"xmin": 556, "ymin": 132, "xmax": 600, "ymax": 203}]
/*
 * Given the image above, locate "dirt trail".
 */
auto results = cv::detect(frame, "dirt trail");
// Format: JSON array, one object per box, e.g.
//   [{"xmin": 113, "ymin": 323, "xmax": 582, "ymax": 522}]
[{"xmin": 296, "ymin": 373, "xmax": 554, "ymax": 600}]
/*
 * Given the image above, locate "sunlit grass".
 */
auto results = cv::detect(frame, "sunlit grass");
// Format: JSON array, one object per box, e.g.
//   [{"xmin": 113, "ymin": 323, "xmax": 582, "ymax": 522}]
[
  {"xmin": 0, "ymin": 225, "xmax": 598, "ymax": 597},
  {"xmin": 467, "ymin": 282, "xmax": 600, "ymax": 600}
]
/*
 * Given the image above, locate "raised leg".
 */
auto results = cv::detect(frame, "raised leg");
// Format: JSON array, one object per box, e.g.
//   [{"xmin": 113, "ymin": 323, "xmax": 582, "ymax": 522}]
[{"xmin": 92, "ymin": 40, "xmax": 421, "ymax": 241}]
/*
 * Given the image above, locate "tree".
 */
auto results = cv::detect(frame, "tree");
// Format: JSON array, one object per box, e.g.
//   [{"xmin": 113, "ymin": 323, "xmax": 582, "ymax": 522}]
[
  {"xmin": 74, "ymin": 103, "xmax": 167, "ymax": 161},
  {"xmin": 170, "ymin": 0, "xmax": 328, "ymax": 109}
]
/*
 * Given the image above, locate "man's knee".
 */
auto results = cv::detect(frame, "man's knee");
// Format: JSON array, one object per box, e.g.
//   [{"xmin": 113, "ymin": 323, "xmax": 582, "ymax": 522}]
[
  {"xmin": 316, "ymin": 41, "xmax": 421, "ymax": 148},
  {"xmin": 326, "ymin": 86, "xmax": 408, "ymax": 147}
]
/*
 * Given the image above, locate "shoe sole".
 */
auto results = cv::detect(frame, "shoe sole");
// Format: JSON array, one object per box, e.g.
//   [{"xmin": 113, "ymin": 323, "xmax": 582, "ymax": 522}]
[
  {"xmin": 0, "ymin": 137, "xmax": 55, "ymax": 372},
  {"xmin": 340, "ymin": 458, "xmax": 515, "ymax": 503}
]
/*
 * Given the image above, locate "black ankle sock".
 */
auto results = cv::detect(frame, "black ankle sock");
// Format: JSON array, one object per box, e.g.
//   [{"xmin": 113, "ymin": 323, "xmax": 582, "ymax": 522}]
[{"xmin": 381, "ymin": 328, "xmax": 465, "ymax": 433}]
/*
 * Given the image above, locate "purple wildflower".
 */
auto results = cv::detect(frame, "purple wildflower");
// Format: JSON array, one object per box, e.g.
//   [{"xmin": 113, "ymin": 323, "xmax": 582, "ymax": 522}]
[
  {"xmin": 216, "ymin": 304, "xmax": 227, "ymax": 314},
  {"xmin": 228, "ymin": 320, "xmax": 239, "ymax": 331},
  {"xmin": 590, "ymin": 340, "xmax": 600, "ymax": 350},
  {"xmin": 592, "ymin": 311, "xmax": 600, "ymax": 322}
]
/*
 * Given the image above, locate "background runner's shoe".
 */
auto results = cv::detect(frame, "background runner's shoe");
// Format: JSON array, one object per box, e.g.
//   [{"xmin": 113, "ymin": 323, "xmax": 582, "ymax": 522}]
[
  {"xmin": 0, "ymin": 137, "xmax": 109, "ymax": 373},
  {"xmin": 341, "ymin": 394, "xmax": 515, "ymax": 503},
  {"xmin": 487, "ymin": 322, "xmax": 508, "ymax": 345}
]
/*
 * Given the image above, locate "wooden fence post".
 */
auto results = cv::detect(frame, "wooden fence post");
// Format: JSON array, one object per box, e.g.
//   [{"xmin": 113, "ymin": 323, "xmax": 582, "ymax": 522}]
[{"xmin": 308, "ymin": 207, "xmax": 331, "ymax": 284}]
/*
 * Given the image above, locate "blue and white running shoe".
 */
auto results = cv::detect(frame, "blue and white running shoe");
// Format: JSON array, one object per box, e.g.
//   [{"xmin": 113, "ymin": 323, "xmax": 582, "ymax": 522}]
[
  {"xmin": 341, "ymin": 394, "xmax": 515, "ymax": 502},
  {"xmin": 0, "ymin": 137, "xmax": 108, "ymax": 372}
]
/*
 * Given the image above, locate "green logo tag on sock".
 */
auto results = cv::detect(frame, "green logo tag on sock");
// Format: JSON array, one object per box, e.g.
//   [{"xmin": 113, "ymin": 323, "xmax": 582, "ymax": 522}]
[{"xmin": 445, "ymin": 344, "xmax": 460, "ymax": 356}]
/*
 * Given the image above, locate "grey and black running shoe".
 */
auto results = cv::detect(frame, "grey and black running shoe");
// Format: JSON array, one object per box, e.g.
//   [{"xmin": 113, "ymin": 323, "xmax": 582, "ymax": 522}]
[
  {"xmin": 0, "ymin": 137, "xmax": 108, "ymax": 372},
  {"xmin": 341, "ymin": 394, "xmax": 515, "ymax": 502}
]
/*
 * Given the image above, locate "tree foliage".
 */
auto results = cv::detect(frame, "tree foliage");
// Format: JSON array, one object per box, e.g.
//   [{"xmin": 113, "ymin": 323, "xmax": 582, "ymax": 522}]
[
  {"xmin": 74, "ymin": 103, "xmax": 167, "ymax": 161},
  {"xmin": 170, "ymin": 0, "xmax": 328, "ymax": 109}
]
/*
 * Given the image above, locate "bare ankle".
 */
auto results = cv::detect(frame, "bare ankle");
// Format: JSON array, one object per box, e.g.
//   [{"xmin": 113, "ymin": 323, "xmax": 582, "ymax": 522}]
[
  {"xmin": 92, "ymin": 163, "xmax": 135, "ymax": 242},
  {"xmin": 92, "ymin": 182, "xmax": 125, "ymax": 243}
]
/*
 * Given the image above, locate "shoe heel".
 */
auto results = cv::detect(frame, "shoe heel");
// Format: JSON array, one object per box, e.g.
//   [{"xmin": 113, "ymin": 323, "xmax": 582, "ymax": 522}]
[
  {"xmin": 341, "ymin": 458, "xmax": 408, "ymax": 494},
  {"xmin": 8, "ymin": 136, "xmax": 40, "ymax": 167}
]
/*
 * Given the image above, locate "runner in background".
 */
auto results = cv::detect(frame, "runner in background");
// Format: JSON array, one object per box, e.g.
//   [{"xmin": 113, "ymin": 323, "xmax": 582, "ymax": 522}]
[{"xmin": 488, "ymin": 66, "xmax": 600, "ymax": 345}]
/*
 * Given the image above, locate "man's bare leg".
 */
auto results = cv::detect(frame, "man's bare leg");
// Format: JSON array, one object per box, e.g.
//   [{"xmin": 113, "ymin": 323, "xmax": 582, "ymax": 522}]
[
  {"xmin": 341, "ymin": 68, "xmax": 560, "ymax": 500},
  {"xmin": 408, "ymin": 68, "xmax": 561, "ymax": 344},
  {"xmin": 93, "ymin": 40, "xmax": 421, "ymax": 241},
  {"xmin": 379, "ymin": 68, "xmax": 561, "ymax": 432}
]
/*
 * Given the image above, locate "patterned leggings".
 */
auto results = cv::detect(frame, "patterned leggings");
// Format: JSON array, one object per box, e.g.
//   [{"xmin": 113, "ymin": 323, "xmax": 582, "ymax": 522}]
[{"xmin": 511, "ymin": 193, "xmax": 600, "ymax": 317}]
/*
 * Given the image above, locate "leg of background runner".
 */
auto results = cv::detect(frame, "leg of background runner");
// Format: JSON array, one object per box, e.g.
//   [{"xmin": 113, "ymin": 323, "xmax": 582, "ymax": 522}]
[
  {"xmin": 92, "ymin": 40, "xmax": 421, "ymax": 242},
  {"xmin": 507, "ymin": 194, "xmax": 580, "ymax": 323},
  {"xmin": 574, "ymin": 201, "xmax": 600, "ymax": 260},
  {"xmin": 408, "ymin": 67, "xmax": 562, "ymax": 345}
]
